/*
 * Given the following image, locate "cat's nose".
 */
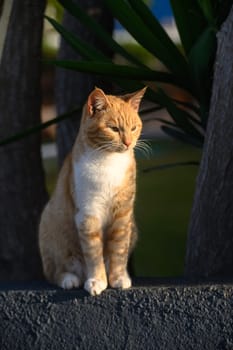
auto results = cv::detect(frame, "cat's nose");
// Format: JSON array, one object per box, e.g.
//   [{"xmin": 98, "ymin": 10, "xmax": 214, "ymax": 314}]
[{"xmin": 123, "ymin": 138, "xmax": 132, "ymax": 147}]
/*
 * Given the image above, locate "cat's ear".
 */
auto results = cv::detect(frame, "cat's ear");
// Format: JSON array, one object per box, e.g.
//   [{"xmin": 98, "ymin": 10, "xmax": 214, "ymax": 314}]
[
  {"xmin": 123, "ymin": 87, "xmax": 147, "ymax": 112},
  {"xmin": 87, "ymin": 88, "xmax": 109, "ymax": 116}
]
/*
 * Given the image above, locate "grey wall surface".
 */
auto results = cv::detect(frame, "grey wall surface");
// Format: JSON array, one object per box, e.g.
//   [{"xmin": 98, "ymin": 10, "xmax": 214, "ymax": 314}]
[{"xmin": 0, "ymin": 279, "xmax": 233, "ymax": 350}]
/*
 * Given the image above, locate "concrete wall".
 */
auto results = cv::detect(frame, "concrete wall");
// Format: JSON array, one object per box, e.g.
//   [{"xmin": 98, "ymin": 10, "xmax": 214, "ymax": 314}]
[{"xmin": 0, "ymin": 280, "xmax": 233, "ymax": 349}]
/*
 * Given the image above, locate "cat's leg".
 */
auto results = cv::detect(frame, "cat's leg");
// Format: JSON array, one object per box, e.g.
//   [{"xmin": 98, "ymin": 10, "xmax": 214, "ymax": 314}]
[
  {"xmin": 75, "ymin": 214, "xmax": 107, "ymax": 296},
  {"xmin": 106, "ymin": 211, "xmax": 134, "ymax": 289}
]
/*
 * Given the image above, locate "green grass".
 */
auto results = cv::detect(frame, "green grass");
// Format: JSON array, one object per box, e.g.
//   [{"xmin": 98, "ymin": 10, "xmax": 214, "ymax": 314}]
[{"xmin": 43, "ymin": 139, "xmax": 201, "ymax": 278}]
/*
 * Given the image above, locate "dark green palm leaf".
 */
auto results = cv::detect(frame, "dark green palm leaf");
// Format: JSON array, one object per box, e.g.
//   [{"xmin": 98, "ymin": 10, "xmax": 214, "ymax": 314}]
[
  {"xmin": 127, "ymin": 0, "xmax": 187, "ymax": 68},
  {"xmin": 156, "ymin": 89, "xmax": 204, "ymax": 141},
  {"xmin": 170, "ymin": 0, "xmax": 206, "ymax": 55},
  {"xmin": 103, "ymin": 0, "xmax": 191, "ymax": 85},
  {"xmin": 49, "ymin": 59, "xmax": 190, "ymax": 88},
  {"xmin": 58, "ymin": 0, "xmax": 146, "ymax": 67},
  {"xmin": 45, "ymin": 15, "xmax": 107, "ymax": 61},
  {"xmin": 0, "ymin": 108, "xmax": 81, "ymax": 147},
  {"xmin": 197, "ymin": 0, "xmax": 215, "ymax": 26}
]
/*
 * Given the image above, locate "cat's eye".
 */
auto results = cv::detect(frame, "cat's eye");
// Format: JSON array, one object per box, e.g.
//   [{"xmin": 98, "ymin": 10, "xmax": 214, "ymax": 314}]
[
  {"xmin": 131, "ymin": 126, "xmax": 137, "ymax": 132},
  {"xmin": 109, "ymin": 126, "xmax": 119, "ymax": 132}
]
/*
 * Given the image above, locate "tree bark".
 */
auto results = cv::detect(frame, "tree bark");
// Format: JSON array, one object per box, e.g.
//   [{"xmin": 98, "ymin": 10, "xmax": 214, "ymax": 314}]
[
  {"xmin": 0, "ymin": 0, "xmax": 48, "ymax": 280},
  {"xmin": 185, "ymin": 5, "xmax": 233, "ymax": 278},
  {"xmin": 55, "ymin": 0, "xmax": 113, "ymax": 166},
  {"xmin": 0, "ymin": 0, "xmax": 13, "ymax": 62}
]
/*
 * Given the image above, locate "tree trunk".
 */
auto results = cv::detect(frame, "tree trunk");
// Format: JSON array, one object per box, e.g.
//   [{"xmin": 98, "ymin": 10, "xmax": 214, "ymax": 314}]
[
  {"xmin": 0, "ymin": 0, "xmax": 48, "ymax": 280},
  {"xmin": 55, "ymin": 0, "xmax": 113, "ymax": 166},
  {"xmin": 185, "ymin": 5, "xmax": 233, "ymax": 278}
]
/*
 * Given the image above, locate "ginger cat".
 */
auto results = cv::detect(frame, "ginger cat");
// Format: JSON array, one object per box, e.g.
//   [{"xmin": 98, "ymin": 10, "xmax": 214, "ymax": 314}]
[{"xmin": 39, "ymin": 87, "xmax": 146, "ymax": 295}]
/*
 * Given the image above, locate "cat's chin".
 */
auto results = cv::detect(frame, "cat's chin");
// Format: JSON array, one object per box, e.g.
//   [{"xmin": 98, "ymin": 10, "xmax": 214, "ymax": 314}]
[
  {"xmin": 114, "ymin": 148, "xmax": 130, "ymax": 154},
  {"xmin": 101, "ymin": 146, "xmax": 130, "ymax": 153},
  {"xmin": 90, "ymin": 142, "xmax": 133, "ymax": 153}
]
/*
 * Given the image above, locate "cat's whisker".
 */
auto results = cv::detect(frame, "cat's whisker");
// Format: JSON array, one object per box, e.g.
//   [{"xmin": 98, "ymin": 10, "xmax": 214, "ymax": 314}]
[
  {"xmin": 135, "ymin": 146, "xmax": 150, "ymax": 159},
  {"xmin": 142, "ymin": 144, "xmax": 153, "ymax": 158},
  {"xmin": 136, "ymin": 145, "xmax": 152, "ymax": 159},
  {"xmin": 135, "ymin": 140, "xmax": 152, "ymax": 158},
  {"xmin": 99, "ymin": 140, "xmax": 124, "ymax": 153},
  {"xmin": 90, "ymin": 142, "xmax": 114, "ymax": 155}
]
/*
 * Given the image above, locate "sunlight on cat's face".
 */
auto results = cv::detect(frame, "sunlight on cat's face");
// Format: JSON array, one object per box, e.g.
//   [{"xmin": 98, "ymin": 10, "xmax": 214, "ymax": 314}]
[{"xmin": 84, "ymin": 88, "xmax": 145, "ymax": 153}]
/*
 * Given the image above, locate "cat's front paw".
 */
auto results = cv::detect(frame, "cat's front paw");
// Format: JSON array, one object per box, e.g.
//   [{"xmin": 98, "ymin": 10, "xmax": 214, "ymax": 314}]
[
  {"xmin": 109, "ymin": 273, "xmax": 132, "ymax": 289},
  {"xmin": 84, "ymin": 278, "xmax": 107, "ymax": 296}
]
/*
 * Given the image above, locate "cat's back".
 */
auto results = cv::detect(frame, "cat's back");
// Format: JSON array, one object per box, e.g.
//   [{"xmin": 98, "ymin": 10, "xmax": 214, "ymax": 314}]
[{"xmin": 42, "ymin": 153, "xmax": 74, "ymax": 219}]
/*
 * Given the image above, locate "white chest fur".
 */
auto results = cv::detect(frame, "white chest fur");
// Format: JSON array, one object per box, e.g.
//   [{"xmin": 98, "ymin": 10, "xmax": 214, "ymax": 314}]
[{"xmin": 73, "ymin": 149, "xmax": 131, "ymax": 227}]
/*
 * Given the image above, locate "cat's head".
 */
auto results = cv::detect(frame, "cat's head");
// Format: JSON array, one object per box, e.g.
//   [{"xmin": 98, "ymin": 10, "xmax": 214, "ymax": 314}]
[{"xmin": 81, "ymin": 87, "xmax": 146, "ymax": 153}]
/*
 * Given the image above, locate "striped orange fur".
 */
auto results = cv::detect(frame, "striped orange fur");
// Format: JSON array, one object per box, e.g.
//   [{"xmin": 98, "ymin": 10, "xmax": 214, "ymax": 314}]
[{"xmin": 39, "ymin": 87, "xmax": 146, "ymax": 295}]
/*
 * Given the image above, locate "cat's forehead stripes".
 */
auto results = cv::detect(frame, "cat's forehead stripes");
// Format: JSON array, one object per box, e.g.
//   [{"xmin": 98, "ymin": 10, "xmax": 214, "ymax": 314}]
[{"xmin": 106, "ymin": 97, "xmax": 141, "ymax": 125}]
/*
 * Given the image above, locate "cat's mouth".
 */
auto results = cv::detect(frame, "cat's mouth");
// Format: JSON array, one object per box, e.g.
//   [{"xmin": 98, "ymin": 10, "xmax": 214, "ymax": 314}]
[
  {"xmin": 93, "ymin": 142, "xmax": 133, "ymax": 153},
  {"xmin": 115, "ymin": 144, "xmax": 132, "ymax": 153}
]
